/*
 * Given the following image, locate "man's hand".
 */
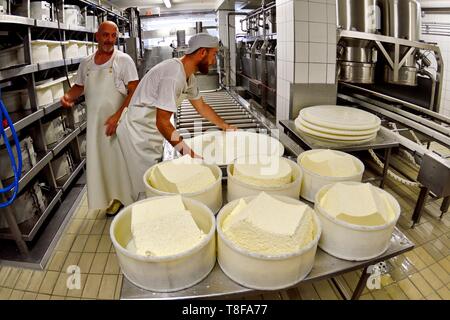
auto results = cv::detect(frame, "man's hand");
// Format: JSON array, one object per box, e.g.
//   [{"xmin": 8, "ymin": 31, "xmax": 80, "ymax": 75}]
[
  {"xmin": 223, "ymin": 123, "xmax": 238, "ymax": 131},
  {"xmin": 60, "ymin": 94, "xmax": 75, "ymax": 108},
  {"xmin": 190, "ymin": 149, "xmax": 204, "ymax": 159},
  {"xmin": 104, "ymin": 113, "xmax": 121, "ymax": 137}
]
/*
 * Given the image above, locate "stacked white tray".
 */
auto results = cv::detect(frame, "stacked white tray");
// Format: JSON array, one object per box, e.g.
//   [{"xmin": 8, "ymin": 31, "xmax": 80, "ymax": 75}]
[{"xmin": 294, "ymin": 105, "xmax": 381, "ymax": 145}]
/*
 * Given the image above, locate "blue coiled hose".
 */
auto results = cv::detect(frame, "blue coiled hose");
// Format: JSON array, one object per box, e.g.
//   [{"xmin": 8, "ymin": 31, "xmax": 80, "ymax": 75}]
[{"xmin": 0, "ymin": 86, "xmax": 23, "ymax": 207}]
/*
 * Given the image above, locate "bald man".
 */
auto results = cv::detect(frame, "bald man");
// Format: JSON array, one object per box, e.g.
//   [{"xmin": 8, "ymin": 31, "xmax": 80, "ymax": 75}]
[{"xmin": 60, "ymin": 21, "xmax": 139, "ymax": 215}]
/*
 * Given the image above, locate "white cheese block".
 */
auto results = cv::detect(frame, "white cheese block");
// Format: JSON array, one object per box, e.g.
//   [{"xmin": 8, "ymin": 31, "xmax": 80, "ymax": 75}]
[
  {"xmin": 223, "ymin": 192, "xmax": 315, "ymax": 255},
  {"xmin": 149, "ymin": 156, "xmax": 216, "ymax": 194},
  {"xmin": 233, "ymin": 155, "xmax": 292, "ymax": 187},
  {"xmin": 131, "ymin": 195, "xmax": 185, "ymax": 234},
  {"xmin": 319, "ymin": 183, "xmax": 396, "ymax": 226},
  {"xmin": 301, "ymin": 149, "xmax": 359, "ymax": 177},
  {"xmin": 130, "ymin": 196, "xmax": 205, "ymax": 256}
]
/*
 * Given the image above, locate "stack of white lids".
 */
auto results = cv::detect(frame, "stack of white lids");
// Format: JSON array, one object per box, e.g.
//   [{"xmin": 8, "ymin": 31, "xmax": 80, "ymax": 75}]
[{"xmin": 295, "ymin": 105, "xmax": 381, "ymax": 144}]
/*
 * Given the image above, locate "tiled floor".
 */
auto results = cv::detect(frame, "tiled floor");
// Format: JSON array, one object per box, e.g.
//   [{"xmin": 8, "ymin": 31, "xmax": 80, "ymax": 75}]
[{"xmin": 0, "ymin": 153, "xmax": 449, "ymax": 300}]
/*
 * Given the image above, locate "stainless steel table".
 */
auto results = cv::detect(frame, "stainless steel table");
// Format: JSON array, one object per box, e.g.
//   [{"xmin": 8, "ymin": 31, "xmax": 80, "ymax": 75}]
[
  {"xmin": 120, "ymin": 191, "xmax": 414, "ymax": 300},
  {"xmin": 279, "ymin": 120, "xmax": 400, "ymax": 189}
]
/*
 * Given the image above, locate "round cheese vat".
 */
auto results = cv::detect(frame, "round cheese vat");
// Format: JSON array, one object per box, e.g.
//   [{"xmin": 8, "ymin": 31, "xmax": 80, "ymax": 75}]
[
  {"xmin": 216, "ymin": 195, "xmax": 321, "ymax": 290},
  {"xmin": 226, "ymin": 156, "xmax": 302, "ymax": 202},
  {"xmin": 143, "ymin": 163, "xmax": 223, "ymax": 214},
  {"xmin": 314, "ymin": 182, "xmax": 401, "ymax": 261},
  {"xmin": 110, "ymin": 196, "xmax": 216, "ymax": 292},
  {"xmin": 297, "ymin": 149, "xmax": 364, "ymax": 202}
]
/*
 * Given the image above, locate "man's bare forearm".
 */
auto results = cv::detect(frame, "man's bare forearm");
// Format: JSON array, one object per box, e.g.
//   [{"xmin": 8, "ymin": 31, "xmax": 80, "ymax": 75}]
[
  {"xmin": 156, "ymin": 121, "xmax": 195, "ymax": 157},
  {"xmin": 114, "ymin": 80, "xmax": 138, "ymax": 116},
  {"xmin": 193, "ymin": 102, "xmax": 227, "ymax": 129}
]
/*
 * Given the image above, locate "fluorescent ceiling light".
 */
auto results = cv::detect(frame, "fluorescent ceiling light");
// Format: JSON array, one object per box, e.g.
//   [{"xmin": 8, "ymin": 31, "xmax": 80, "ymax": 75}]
[{"xmin": 163, "ymin": 0, "xmax": 171, "ymax": 8}]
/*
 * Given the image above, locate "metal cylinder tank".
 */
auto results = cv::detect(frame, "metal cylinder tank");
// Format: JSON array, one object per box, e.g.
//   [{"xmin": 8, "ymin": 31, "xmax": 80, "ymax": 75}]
[
  {"xmin": 337, "ymin": 0, "xmax": 378, "ymax": 84},
  {"xmin": 176, "ymin": 30, "xmax": 186, "ymax": 47},
  {"xmin": 382, "ymin": 0, "xmax": 421, "ymax": 86},
  {"xmin": 196, "ymin": 21, "xmax": 203, "ymax": 34}
]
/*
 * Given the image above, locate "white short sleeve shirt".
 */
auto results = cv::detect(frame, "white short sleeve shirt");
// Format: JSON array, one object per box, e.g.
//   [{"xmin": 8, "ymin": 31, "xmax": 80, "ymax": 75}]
[
  {"xmin": 75, "ymin": 50, "xmax": 139, "ymax": 95},
  {"xmin": 128, "ymin": 58, "xmax": 201, "ymax": 113}
]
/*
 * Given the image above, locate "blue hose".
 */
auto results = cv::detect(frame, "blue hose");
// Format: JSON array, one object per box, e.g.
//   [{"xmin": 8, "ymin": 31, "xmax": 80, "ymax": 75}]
[{"xmin": 0, "ymin": 87, "xmax": 23, "ymax": 208}]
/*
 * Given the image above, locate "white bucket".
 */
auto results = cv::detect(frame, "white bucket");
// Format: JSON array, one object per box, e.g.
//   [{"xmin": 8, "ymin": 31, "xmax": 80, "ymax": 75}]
[
  {"xmin": 31, "ymin": 40, "xmax": 50, "ymax": 63},
  {"xmin": 65, "ymin": 41, "xmax": 80, "ymax": 59},
  {"xmin": 110, "ymin": 196, "xmax": 216, "ymax": 292},
  {"xmin": 216, "ymin": 195, "xmax": 321, "ymax": 290},
  {"xmin": 77, "ymin": 42, "xmax": 88, "ymax": 57},
  {"xmin": 35, "ymin": 80, "xmax": 54, "ymax": 107},
  {"xmin": 48, "ymin": 77, "xmax": 66, "ymax": 100},
  {"xmin": 314, "ymin": 182, "xmax": 401, "ymax": 261},
  {"xmin": 47, "ymin": 41, "xmax": 68, "ymax": 61},
  {"xmin": 143, "ymin": 163, "xmax": 223, "ymax": 214},
  {"xmin": 297, "ymin": 149, "xmax": 364, "ymax": 203},
  {"xmin": 226, "ymin": 156, "xmax": 302, "ymax": 202}
]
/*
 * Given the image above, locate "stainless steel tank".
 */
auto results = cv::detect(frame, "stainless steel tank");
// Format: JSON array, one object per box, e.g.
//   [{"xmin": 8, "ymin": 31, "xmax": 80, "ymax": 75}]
[
  {"xmin": 382, "ymin": 0, "xmax": 421, "ymax": 86},
  {"xmin": 337, "ymin": 0, "xmax": 378, "ymax": 84}
]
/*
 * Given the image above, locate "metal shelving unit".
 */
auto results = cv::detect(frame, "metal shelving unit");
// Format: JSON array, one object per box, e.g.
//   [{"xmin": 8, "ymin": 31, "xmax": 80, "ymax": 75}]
[{"xmin": 0, "ymin": 0, "xmax": 131, "ymax": 267}]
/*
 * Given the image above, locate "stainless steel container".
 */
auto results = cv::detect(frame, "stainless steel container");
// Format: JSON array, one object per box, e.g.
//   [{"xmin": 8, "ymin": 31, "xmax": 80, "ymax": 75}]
[
  {"xmin": 0, "ymin": 136, "xmax": 37, "ymax": 182},
  {"xmin": 0, "ymin": 182, "xmax": 46, "ymax": 229},
  {"xmin": 337, "ymin": 0, "xmax": 378, "ymax": 84},
  {"xmin": 30, "ymin": 1, "xmax": 52, "ymax": 21},
  {"xmin": 176, "ymin": 30, "xmax": 186, "ymax": 47},
  {"xmin": 42, "ymin": 116, "xmax": 67, "ymax": 147},
  {"xmin": 51, "ymin": 152, "xmax": 73, "ymax": 185},
  {"xmin": 381, "ymin": 0, "xmax": 421, "ymax": 86}
]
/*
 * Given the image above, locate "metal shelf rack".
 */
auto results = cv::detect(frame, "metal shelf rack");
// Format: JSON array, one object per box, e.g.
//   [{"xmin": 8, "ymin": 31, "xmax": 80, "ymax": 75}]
[{"xmin": 0, "ymin": 0, "xmax": 131, "ymax": 267}]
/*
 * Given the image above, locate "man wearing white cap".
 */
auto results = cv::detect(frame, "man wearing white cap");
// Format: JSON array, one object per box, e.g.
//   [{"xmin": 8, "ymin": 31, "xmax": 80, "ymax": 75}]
[{"xmin": 116, "ymin": 33, "xmax": 237, "ymax": 198}]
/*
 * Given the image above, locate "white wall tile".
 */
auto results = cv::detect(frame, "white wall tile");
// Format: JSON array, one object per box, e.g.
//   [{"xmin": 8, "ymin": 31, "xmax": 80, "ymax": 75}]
[
  {"xmin": 327, "ymin": 23, "xmax": 337, "ymax": 44},
  {"xmin": 327, "ymin": 44, "xmax": 336, "ymax": 63},
  {"xmin": 294, "ymin": 1, "xmax": 308, "ymax": 21},
  {"xmin": 327, "ymin": 4, "xmax": 336, "ymax": 25},
  {"xmin": 295, "ymin": 42, "xmax": 309, "ymax": 62},
  {"xmin": 420, "ymin": 31, "xmax": 450, "ymax": 115},
  {"xmin": 327, "ymin": 63, "xmax": 336, "ymax": 84},
  {"xmin": 286, "ymin": 65, "xmax": 294, "ymax": 82},
  {"xmin": 295, "ymin": 63, "xmax": 309, "ymax": 83},
  {"xmin": 309, "ymin": 22, "xmax": 327, "ymax": 43},
  {"xmin": 309, "ymin": 43, "xmax": 327, "ymax": 63},
  {"xmin": 280, "ymin": 60, "xmax": 286, "ymax": 79},
  {"xmin": 309, "ymin": 2, "xmax": 327, "ymax": 23},
  {"xmin": 286, "ymin": 23, "xmax": 294, "ymax": 43},
  {"xmin": 285, "ymin": 1, "xmax": 294, "ymax": 22},
  {"xmin": 286, "ymin": 41, "xmax": 294, "ymax": 62},
  {"xmin": 295, "ymin": 21, "xmax": 309, "ymax": 42},
  {"xmin": 309, "ymin": 63, "xmax": 327, "ymax": 83}
]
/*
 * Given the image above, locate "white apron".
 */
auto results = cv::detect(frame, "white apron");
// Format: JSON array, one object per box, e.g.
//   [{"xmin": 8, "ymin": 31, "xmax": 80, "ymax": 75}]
[
  {"xmin": 84, "ymin": 51, "xmax": 134, "ymax": 209},
  {"xmin": 117, "ymin": 92, "xmax": 187, "ymax": 199}
]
